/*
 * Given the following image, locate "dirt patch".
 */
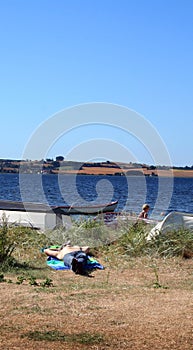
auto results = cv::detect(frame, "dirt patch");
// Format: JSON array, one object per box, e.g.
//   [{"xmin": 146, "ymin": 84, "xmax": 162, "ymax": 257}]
[{"xmin": 0, "ymin": 257, "xmax": 193, "ymax": 350}]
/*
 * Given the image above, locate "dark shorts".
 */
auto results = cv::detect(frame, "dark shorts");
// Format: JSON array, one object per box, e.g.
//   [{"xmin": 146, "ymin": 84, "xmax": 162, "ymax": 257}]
[{"xmin": 63, "ymin": 251, "xmax": 87, "ymax": 268}]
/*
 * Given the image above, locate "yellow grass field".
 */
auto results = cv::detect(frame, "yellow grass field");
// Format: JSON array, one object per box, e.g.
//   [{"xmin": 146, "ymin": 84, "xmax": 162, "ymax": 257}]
[{"xmin": 57, "ymin": 166, "xmax": 193, "ymax": 177}]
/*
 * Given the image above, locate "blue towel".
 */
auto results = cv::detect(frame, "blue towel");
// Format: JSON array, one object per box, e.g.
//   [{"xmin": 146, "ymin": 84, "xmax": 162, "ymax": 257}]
[{"xmin": 46, "ymin": 256, "xmax": 104, "ymax": 271}]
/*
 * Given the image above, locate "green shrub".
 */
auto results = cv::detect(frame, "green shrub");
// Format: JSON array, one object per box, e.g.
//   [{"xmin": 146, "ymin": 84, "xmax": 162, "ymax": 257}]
[
  {"xmin": 0, "ymin": 214, "xmax": 50, "ymax": 270},
  {"xmin": 0, "ymin": 214, "xmax": 16, "ymax": 262}
]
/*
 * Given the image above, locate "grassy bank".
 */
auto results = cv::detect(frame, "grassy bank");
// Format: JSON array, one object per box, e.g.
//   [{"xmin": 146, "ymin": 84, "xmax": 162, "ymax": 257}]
[{"xmin": 1, "ymin": 217, "xmax": 193, "ymax": 275}]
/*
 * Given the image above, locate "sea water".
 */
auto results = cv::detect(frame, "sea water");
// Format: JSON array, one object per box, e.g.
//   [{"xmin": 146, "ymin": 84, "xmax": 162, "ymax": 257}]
[{"xmin": 0, "ymin": 173, "xmax": 193, "ymax": 220}]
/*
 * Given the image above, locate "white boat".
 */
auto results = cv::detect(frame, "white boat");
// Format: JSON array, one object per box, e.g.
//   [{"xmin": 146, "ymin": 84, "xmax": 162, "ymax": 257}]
[
  {"xmin": 147, "ymin": 211, "xmax": 193, "ymax": 240},
  {"xmin": 0, "ymin": 200, "xmax": 118, "ymax": 231}
]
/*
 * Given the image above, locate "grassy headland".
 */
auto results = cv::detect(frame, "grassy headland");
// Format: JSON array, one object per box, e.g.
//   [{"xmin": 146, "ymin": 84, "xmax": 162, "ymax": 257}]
[{"xmin": 1, "ymin": 158, "xmax": 193, "ymax": 177}]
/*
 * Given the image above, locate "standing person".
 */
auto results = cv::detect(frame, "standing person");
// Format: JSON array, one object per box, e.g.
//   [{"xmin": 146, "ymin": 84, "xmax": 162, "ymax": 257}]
[
  {"xmin": 138, "ymin": 204, "xmax": 150, "ymax": 219},
  {"xmin": 43, "ymin": 244, "xmax": 90, "ymax": 275}
]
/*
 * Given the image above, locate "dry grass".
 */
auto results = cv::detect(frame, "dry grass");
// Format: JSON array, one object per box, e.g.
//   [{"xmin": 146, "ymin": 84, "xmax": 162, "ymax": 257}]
[
  {"xmin": 0, "ymin": 256, "xmax": 193, "ymax": 350},
  {"xmin": 55, "ymin": 166, "xmax": 193, "ymax": 177}
]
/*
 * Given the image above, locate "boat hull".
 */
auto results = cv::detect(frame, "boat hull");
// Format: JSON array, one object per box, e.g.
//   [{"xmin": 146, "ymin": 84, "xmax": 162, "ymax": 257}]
[
  {"xmin": 0, "ymin": 200, "xmax": 118, "ymax": 215},
  {"xmin": 0, "ymin": 200, "xmax": 118, "ymax": 230},
  {"xmin": 56, "ymin": 201, "xmax": 118, "ymax": 215}
]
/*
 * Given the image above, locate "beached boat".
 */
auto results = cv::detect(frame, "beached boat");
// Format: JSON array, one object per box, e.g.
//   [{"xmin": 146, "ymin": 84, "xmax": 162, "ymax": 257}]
[
  {"xmin": 0, "ymin": 200, "xmax": 118, "ymax": 215},
  {"xmin": 56, "ymin": 200, "xmax": 118, "ymax": 215},
  {"xmin": 0, "ymin": 200, "xmax": 118, "ymax": 230},
  {"xmin": 147, "ymin": 211, "xmax": 193, "ymax": 240}
]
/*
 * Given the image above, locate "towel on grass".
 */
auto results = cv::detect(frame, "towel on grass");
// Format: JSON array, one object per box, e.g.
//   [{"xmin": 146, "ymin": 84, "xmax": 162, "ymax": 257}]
[{"xmin": 46, "ymin": 255, "xmax": 104, "ymax": 271}]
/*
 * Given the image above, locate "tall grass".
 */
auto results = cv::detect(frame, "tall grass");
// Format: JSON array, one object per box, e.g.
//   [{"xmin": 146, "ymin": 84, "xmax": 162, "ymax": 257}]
[
  {"xmin": 0, "ymin": 214, "xmax": 15, "ymax": 263},
  {"xmin": 99, "ymin": 220, "xmax": 193, "ymax": 259},
  {"xmin": 147, "ymin": 228, "xmax": 193, "ymax": 258},
  {"xmin": 45, "ymin": 217, "xmax": 120, "ymax": 248},
  {"xmin": 0, "ymin": 216, "xmax": 49, "ymax": 271}
]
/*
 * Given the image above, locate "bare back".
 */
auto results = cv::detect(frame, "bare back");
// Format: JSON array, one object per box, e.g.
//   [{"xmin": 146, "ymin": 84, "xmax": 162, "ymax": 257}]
[{"xmin": 44, "ymin": 245, "xmax": 90, "ymax": 260}]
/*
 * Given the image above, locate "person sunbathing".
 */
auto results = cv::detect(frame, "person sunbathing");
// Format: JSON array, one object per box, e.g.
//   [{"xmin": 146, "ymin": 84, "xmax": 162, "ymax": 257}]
[{"xmin": 43, "ymin": 244, "xmax": 90, "ymax": 275}]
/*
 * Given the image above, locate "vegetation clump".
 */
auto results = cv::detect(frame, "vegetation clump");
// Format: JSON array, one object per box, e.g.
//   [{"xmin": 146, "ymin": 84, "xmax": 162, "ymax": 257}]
[
  {"xmin": 0, "ymin": 214, "xmax": 193, "ymax": 275},
  {"xmin": 0, "ymin": 215, "xmax": 49, "ymax": 272}
]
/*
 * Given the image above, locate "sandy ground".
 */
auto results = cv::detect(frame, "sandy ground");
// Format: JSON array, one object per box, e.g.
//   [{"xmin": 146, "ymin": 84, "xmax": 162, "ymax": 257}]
[{"xmin": 0, "ymin": 257, "xmax": 193, "ymax": 350}]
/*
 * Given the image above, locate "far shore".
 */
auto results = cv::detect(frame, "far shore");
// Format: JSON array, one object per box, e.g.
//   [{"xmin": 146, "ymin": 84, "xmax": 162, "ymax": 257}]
[
  {"xmin": 1, "ymin": 159, "xmax": 193, "ymax": 177},
  {"xmin": 1, "ymin": 168, "xmax": 193, "ymax": 177},
  {"xmin": 53, "ymin": 167, "xmax": 193, "ymax": 178}
]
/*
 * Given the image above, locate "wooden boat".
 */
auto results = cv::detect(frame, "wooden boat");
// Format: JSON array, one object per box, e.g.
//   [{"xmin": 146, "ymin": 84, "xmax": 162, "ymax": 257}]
[
  {"xmin": 0, "ymin": 200, "xmax": 118, "ymax": 230},
  {"xmin": 55, "ymin": 200, "xmax": 118, "ymax": 215},
  {"xmin": 0, "ymin": 200, "xmax": 118, "ymax": 215}
]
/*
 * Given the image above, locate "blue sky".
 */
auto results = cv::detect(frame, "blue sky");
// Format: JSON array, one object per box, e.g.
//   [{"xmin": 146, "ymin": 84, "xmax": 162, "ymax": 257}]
[{"xmin": 0, "ymin": 0, "xmax": 193, "ymax": 166}]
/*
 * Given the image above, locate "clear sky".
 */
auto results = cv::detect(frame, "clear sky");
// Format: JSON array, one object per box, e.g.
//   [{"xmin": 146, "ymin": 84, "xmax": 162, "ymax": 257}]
[{"xmin": 0, "ymin": 0, "xmax": 193, "ymax": 166}]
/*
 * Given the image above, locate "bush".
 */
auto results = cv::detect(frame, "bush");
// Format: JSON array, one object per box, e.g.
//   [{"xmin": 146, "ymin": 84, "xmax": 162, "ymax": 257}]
[
  {"xmin": 0, "ymin": 214, "xmax": 16, "ymax": 262},
  {"xmin": 0, "ymin": 214, "xmax": 50, "ymax": 269}
]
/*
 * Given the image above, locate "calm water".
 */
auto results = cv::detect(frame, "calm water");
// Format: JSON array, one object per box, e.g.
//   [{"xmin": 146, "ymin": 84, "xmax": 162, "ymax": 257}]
[{"xmin": 0, "ymin": 173, "xmax": 193, "ymax": 220}]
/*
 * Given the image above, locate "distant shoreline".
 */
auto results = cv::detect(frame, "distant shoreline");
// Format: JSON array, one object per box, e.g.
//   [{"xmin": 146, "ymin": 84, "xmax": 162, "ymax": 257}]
[
  {"xmin": 0, "ymin": 159, "xmax": 193, "ymax": 177},
  {"xmin": 1, "ymin": 168, "xmax": 193, "ymax": 177}
]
